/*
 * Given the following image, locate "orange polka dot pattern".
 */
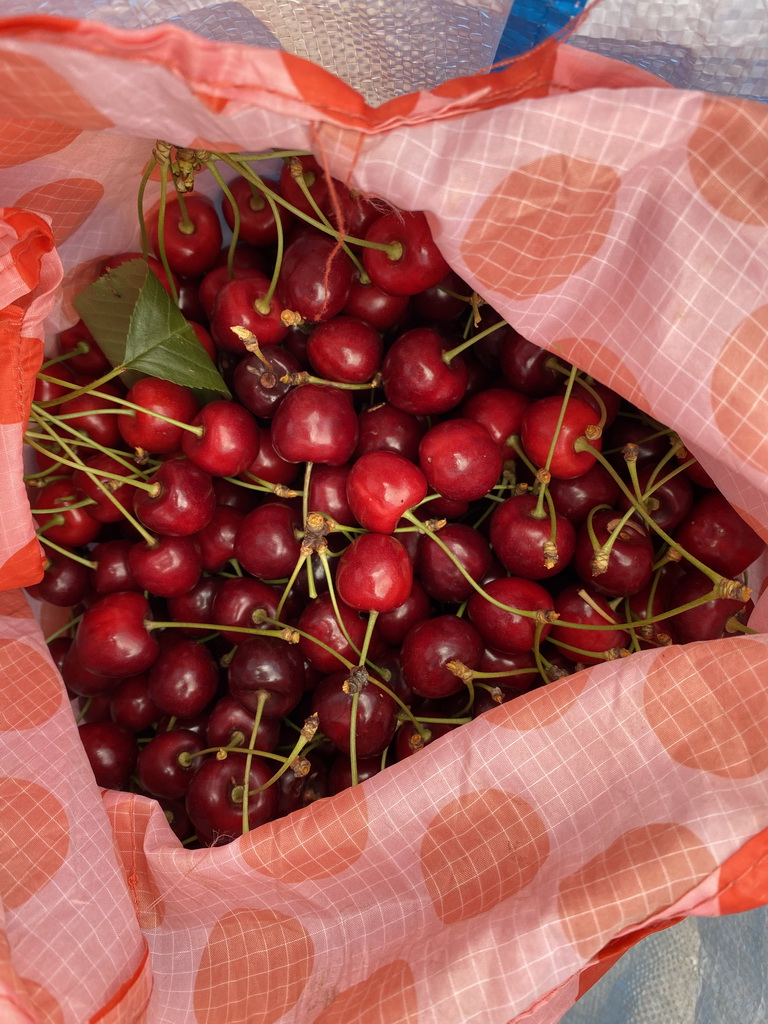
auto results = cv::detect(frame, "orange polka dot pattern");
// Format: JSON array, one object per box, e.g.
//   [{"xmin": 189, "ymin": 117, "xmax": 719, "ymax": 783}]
[{"xmin": 0, "ymin": 14, "xmax": 767, "ymax": 1024}]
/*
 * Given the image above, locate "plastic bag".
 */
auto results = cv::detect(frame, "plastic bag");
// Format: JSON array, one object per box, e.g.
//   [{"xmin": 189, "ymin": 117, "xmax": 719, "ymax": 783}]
[{"xmin": 2, "ymin": 5, "xmax": 768, "ymax": 1023}]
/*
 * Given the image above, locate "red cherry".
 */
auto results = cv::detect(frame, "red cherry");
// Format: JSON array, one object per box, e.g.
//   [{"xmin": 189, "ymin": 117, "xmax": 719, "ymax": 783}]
[
  {"xmin": 119, "ymin": 377, "xmax": 199, "ymax": 455},
  {"xmin": 228, "ymin": 635, "xmax": 305, "ymax": 718},
  {"xmin": 376, "ymin": 578, "xmax": 432, "ymax": 646},
  {"xmin": 185, "ymin": 753, "xmax": 278, "ymax": 845},
  {"xmin": 521, "ymin": 395, "xmax": 601, "ymax": 479},
  {"xmin": 271, "ymin": 384, "xmax": 358, "ymax": 466},
  {"xmin": 673, "ymin": 492, "xmax": 765, "ymax": 578},
  {"xmin": 33, "ymin": 478, "xmax": 101, "ymax": 547},
  {"xmin": 573, "ymin": 510, "xmax": 654, "ymax": 597},
  {"xmin": 133, "ymin": 458, "xmax": 215, "ymax": 537},
  {"xmin": 233, "ymin": 502, "xmax": 301, "ymax": 580},
  {"xmin": 232, "ymin": 346, "xmax": 301, "ymax": 419},
  {"xmin": 181, "ymin": 401, "xmax": 260, "ymax": 478},
  {"xmin": 467, "ymin": 577, "xmax": 554, "ymax": 654},
  {"xmin": 72, "ymin": 453, "xmax": 136, "ymax": 524},
  {"xmin": 336, "ymin": 533, "xmax": 413, "ymax": 613},
  {"xmin": 211, "ymin": 577, "xmax": 280, "ymax": 645},
  {"xmin": 136, "ymin": 729, "xmax": 205, "ymax": 800},
  {"xmin": 550, "ymin": 585, "xmax": 629, "ymax": 665},
  {"xmin": 313, "ymin": 670, "xmax": 398, "ymax": 757},
  {"xmin": 279, "ymin": 155, "xmax": 330, "ymax": 217},
  {"xmin": 362, "ymin": 210, "xmax": 449, "ymax": 296},
  {"xmin": 461, "ymin": 387, "xmax": 531, "ymax": 458},
  {"xmin": 353, "ymin": 402, "xmax": 426, "ymax": 463},
  {"xmin": 416, "ymin": 523, "xmax": 493, "ymax": 603},
  {"xmin": 500, "ymin": 331, "xmax": 560, "ymax": 396},
  {"xmin": 298, "ymin": 593, "xmax": 377, "ymax": 673},
  {"xmin": 306, "ymin": 316, "xmax": 382, "ymax": 384},
  {"xmin": 210, "ymin": 272, "xmax": 289, "ymax": 352},
  {"xmin": 418, "ymin": 418, "xmax": 503, "ymax": 502},
  {"xmin": 489, "ymin": 493, "xmax": 576, "ymax": 581},
  {"xmin": 401, "ymin": 614, "xmax": 484, "ymax": 699},
  {"xmin": 382, "ymin": 327, "xmax": 468, "ymax": 415},
  {"xmin": 548, "ymin": 463, "xmax": 620, "ymax": 523},
  {"xmin": 56, "ymin": 319, "xmax": 110, "ymax": 376},
  {"xmin": 206, "ymin": 696, "xmax": 281, "ymax": 751},
  {"xmin": 147, "ymin": 638, "xmax": 219, "ymax": 718},
  {"xmin": 26, "ymin": 547, "xmax": 91, "ymax": 607},
  {"xmin": 346, "ymin": 451, "xmax": 427, "ymax": 533},
  {"xmin": 148, "ymin": 194, "xmax": 222, "ymax": 278},
  {"xmin": 342, "ymin": 274, "xmax": 409, "ymax": 330},
  {"xmin": 79, "ymin": 721, "xmax": 137, "ymax": 790},
  {"xmin": 128, "ymin": 535, "xmax": 202, "ymax": 599},
  {"xmin": 198, "ymin": 262, "xmax": 264, "ymax": 320},
  {"xmin": 75, "ymin": 591, "xmax": 159, "ymax": 677},
  {"xmin": 109, "ymin": 674, "xmax": 160, "ymax": 733},
  {"xmin": 221, "ymin": 175, "xmax": 294, "ymax": 246},
  {"xmin": 279, "ymin": 233, "xmax": 355, "ymax": 323}
]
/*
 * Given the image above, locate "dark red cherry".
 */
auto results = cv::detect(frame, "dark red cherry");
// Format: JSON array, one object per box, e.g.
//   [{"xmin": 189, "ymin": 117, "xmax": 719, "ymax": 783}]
[
  {"xmin": 279, "ymin": 233, "xmax": 355, "ymax": 323},
  {"xmin": 401, "ymin": 614, "xmax": 484, "ymax": 699},
  {"xmin": 363, "ymin": 210, "xmax": 449, "ymax": 296},
  {"xmin": 56, "ymin": 319, "xmax": 110, "ymax": 376},
  {"xmin": 573, "ymin": 510, "xmax": 654, "ymax": 597},
  {"xmin": 135, "ymin": 729, "xmax": 206, "ymax": 801},
  {"xmin": 232, "ymin": 346, "xmax": 301, "ymax": 419},
  {"xmin": 548, "ymin": 463, "xmax": 621, "ymax": 523},
  {"xmin": 133, "ymin": 458, "xmax": 215, "ymax": 537},
  {"xmin": 109, "ymin": 674, "xmax": 160, "ymax": 733},
  {"xmin": 410, "ymin": 270, "xmax": 470, "ymax": 324},
  {"xmin": 307, "ymin": 464, "xmax": 356, "ymax": 527},
  {"xmin": 416, "ymin": 523, "xmax": 493, "ymax": 604},
  {"xmin": 271, "ymin": 384, "xmax": 357, "ymax": 466},
  {"xmin": 306, "ymin": 316, "xmax": 382, "ymax": 384},
  {"xmin": 382, "ymin": 327, "xmax": 468, "ymax": 416},
  {"xmin": 128, "ymin": 535, "xmax": 202, "ymax": 599},
  {"xmin": 26, "ymin": 547, "xmax": 91, "ymax": 607},
  {"xmin": 346, "ymin": 451, "xmax": 427, "ymax": 533},
  {"xmin": 234, "ymin": 502, "xmax": 301, "ymax": 580},
  {"xmin": 376, "ymin": 579, "xmax": 432, "ymax": 646},
  {"xmin": 32, "ymin": 478, "xmax": 101, "ymax": 548},
  {"xmin": 667, "ymin": 569, "xmax": 749, "ymax": 643},
  {"xmin": 297, "ymin": 593, "xmax": 377, "ymax": 673},
  {"xmin": 167, "ymin": 576, "xmax": 223, "ymax": 636},
  {"xmin": 353, "ymin": 402, "xmax": 426, "ymax": 463},
  {"xmin": 617, "ymin": 463, "xmax": 694, "ymax": 533},
  {"xmin": 313, "ymin": 670, "xmax": 398, "ymax": 757},
  {"xmin": 228, "ymin": 635, "xmax": 305, "ymax": 718},
  {"xmin": 418, "ymin": 418, "xmax": 503, "ymax": 502},
  {"xmin": 489, "ymin": 493, "xmax": 576, "ymax": 581},
  {"xmin": 147, "ymin": 639, "xmax": 219, "ymax": 718},
  {"xmin": 467, "ymin": 577, "xmax": 554, "ymax": 654},
  {"xmin": 500, "ymin": 331, "xmax": 560, "ymax": 396},
  {"xmin": 673, "ymin": 492, "xmax": 765, "ymax": 579},
  {"xmin": 210, "ymin": 577, "xmax": 280, "ymax": 644},
  {"xmin": 78, "ymin": 721, "xmax": 137, "ymax": 790},
  {"xmin": 221, "ymin": 175, "xmax": 294, "ymax": 246},
  {"xmin": 461, "ymin": 387, "xmax": 531, "ymax": 458},
  {"xmin": 181, "ymin": 401, "xmax": 260, "ymax": 478},
  {"xmin": 342, "ymin": 274, "xmax": 409, "ymax": 331},
  {"xmin": 521, "ymin": 395, "xmax": 601, "ymax": 479},
  {"xmin": 185, "ymin": 752, "xmax": 278, "ymax": 845},
  {"xmin": 74, "ymin": 591, "xmax": 158, "ymax": 677},
  {"xmin": 550, "ymin": 584, "xmax": 629, "ymax": 665},
  {"xmin": 119, "ymin": 377, "xmax": 199, "ymax": 455},
  {"xmin": 206, "ymin": 695, "xmax": 281, "ymax": 751},
  {"xmin": 336, "ymin": 533, "xmax": 413, "ymax": 613},
  {"xmin": 72, "ymin": 453, "xmax": 137, "ymax": 524},
  {"xmin": 194, "ymin": 504, "xmax": 244, "ymax": 573}
]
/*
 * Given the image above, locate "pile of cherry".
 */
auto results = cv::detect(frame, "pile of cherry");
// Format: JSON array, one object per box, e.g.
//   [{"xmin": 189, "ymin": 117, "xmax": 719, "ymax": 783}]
[{"xmin": 26, "ymin": 150, "xmax": 765, "ymax": 847}]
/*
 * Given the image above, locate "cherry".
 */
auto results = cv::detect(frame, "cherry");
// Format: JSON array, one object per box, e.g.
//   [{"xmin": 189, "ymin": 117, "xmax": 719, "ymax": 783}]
[
  {"xmin": 521, "ymin": 395, "xmax": 601, "ymax": 479},
  {"xmin": 210, "ymin": 577, "xmax": 280, "ymax": 644},
  {"xmin": 26, "ymin": 547, "xmax": 91, "ymax": 607},
  {"xmin": 128, "ymin": 535, "xmax": 202, "ymax": 599},
  {"xmin": 33, "ymin": 478, "xmax": 101, "ymax": 548},
  {"xmin": 198, "ymin": 262, "xmax": 264, "ymax": 320},
  {"xmin": 313, "ymin": 670, "xmax": 398, "ymax": 757},
  {"xmin": 376, "ymin": 578, "xmax": 432, "ymax": 647},
  {"xmin": 167, "ymin": 576, "xmax": 223, "ymax": 636},
  {"xmin": 416, "ymin": 523, "xmax": 493, "ymax": 603},
  {"xmin": 461, "ymin": 387, "xmax": 531, "ymax": 458},
  {"xmin": 342, "ymin": 274, "xmax": 409, "ymax": 331},
  {"xmin": 394, "ymin": 720, "xmax": 456, "ymax": 762},
  {"xmin": 325, "ymin": 180, "xmax": 380, "ymax": 237},
  {"xmin": 306, "ymin": 316, "xmax": 382, "ymax": 384},
  {"xmin": 147, "ymin": 639, "xmax": 219, "ymax": 718},
  {"xmin": 411, "ymin": 270, "xmax": 470, "ymax": 324},
  {"xmin": 603, "ymin": 418, "xmax": 672, "ymax": 471},
  {"xmin": 616, "ymin": 463, "xmax": 694, "ymax": 533},
  {"xmin": 244, "ymin": 427, "xmax": 301, "ymax": 487},
  {"xmin": 228, "ymin": 635, "xmax": 305, "ymax": 718},
  {"xmin": 271, "ymin": 384, "xmax": 358, "ymax": 466},
  {"xmin": 279, "ymin": 232, "xmax": 355, "ymax": 323},
  {"xmin": 401, "ymin": 614, "xmax": 484, "ymax": 699},
  {"xmin": 500, "ymin": 331, "xmax": 560, "ymax": 396},
  {"xmin": 667, "ymin": 569, "xmax": 751, "ymax": 644},
  {"xmin": 181, "ymin": 400, "xmax": 260, "ymax": 478},
  {"xmin": 232, "ymin": 346, "xmax": 302, "ymax": 419},
  {"xmin": 336, "ymin": 533, "xmax": 413, "ymax": 613},
  {"xmin": 135, "ymin": 728, "xmax": 206, "ymax": 800},
  {"xmin": 211, "ymin": 272, "xmax": 290, "ymax": 352},
  {"xmin": 206, "ymin": 695, "xmax": 281, "ymax": 751},
  {"xmin": 109, "ymin": 674, "xmax": 160, "ymax": 733},
  {"xmin": 353, "ymin": 402, "xmax": 426, "ymax": 463},
  {"xmin": 62, "ymin": 641, "xmax": 122, "ymax": 699},
  {"xmin": 195, "ymin": 504, "xmax": 244, "ymax": 573},
  {"xmin": 234, "ymin": 502, "xmax": 301, "ymax": 580},
  {"xmin": 673, "ymin": 491, "xmax": 765, "ymax": 578},
  {"xmin": 185, "ymin": 752, "xmax": 278, "ymax": 845},
  {"xmin": 213, "ymin": 477, "xmax": 259, "ymax": 514},
  {"xmin": 78, "ymin": 721, "xmax": 137, "ymax": 790},
  {"xmin": 221, "ymin": 175, "xmax": 294, "ymax": 246},
  {"xmin": 382, "ymin": 327, "xmax": 468, "ymax": 415},
  {"xmin": 418, "ymin": 418, "xmax": 503, "ymax": 502},
  {"xmin": 119, "ymin": 377, "xmax": 199, "ymax": 455},
  {"xmin": 478, "ymin": 647, "xmax": 540, "ymax": 696},
  {"xmin": 346, "ymin": 450, "xmax": 427, "ymax": 533},
  {"xmin": 278, "ymin": 752, "xmax": 329, "ymax": 811},
  {"xmin": 133, "ymin": 458, "xmax": 215, "ymax": 537},
  {"xmin": 489, "ymin": 493, "xmax": 576, "ymax": 581},
  {"xmin": 550, "ymin": 584, "xmax": 629, "ymax": 664},
  {"xmin": 297, "ymin": 593, "xmax": 377, "ymax": 673},
  {"xmin": 148, "ymin": 193, "xmax": 222, "ymax": 278},
  {"xmin": 72, "ymin": 453, "xmax": 137, "ymax": 524},
  {"xmin": 553, "ymin": 376, "xmax": 622, "ymax": 428},
  {"xmin": 467, "ymin": 577, "xmax": 554, "ymax": 654},
  {"xmin": 547, "ymin": 462, "xmax": 621, "ymax": 523},
  {"xmin": 56, "ymin": 319, "xmax": 110, "ymax": 377},
  {"xmin": 74, "ymin": 591, "xmax": 159, "ymax": 677},
  {"xmin": 363, "ymin": 210, "xmax": 449, "ymax": 296},
  {"xmin": 279, "ymin": 155, "xmax": 330, "ymax": 217},
  {"xmin": 327, "ymin": 754, "xmax": 381, "ymax": 795},
  {"xmin": 573, "ymin": 509, "xmax": 654, "ymax": 597}
]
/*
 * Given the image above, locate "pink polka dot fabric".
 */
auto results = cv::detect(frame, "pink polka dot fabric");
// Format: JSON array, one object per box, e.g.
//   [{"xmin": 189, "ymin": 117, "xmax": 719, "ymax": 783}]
[{"xmin": 1, "ymin": 13, "xmax": 768, "ymax": 1024}]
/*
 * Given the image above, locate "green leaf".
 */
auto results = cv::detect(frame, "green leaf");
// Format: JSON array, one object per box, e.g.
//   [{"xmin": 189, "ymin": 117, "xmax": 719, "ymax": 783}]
[{"xmin": 73, "ymin": 259, "xmax": 230, "ymax": 397}]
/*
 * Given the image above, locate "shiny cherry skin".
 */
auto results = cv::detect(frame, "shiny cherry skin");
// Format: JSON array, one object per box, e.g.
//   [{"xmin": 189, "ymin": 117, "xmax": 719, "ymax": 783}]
[
  {"xmin": 278, "ymin": 155, "xmax": 330, "ymax": 216},
  {"xmin": 298, "ymin": 593, "xmax": 378, "ymax": 673},
  {"xmin": 376, "ymin": 578, "xmax": 432, "ymax": 647},
  {"xmin": 210, "ymin": 577, "xmax": 280, "ymax": 644},
  {"xmin": 500, "ymin": 331, "xmax": 560, "ymax": 396},
  {"xmin": 221, "ymin": 175, "xmax": 294, "ymax": 246},
  {"xmin": 467, "ymin": 577, "xmax": 554, "ymax": 654},
  {"xmin": 128, "ymin": 535, "xmax": 202, "ymax": 599},
  {"xmin": 136, "ymin": 729, "xmax": 206, "ymax": 800},
  {"xmin": 181, "ymin": 401, "xmax": 260, "ymax": 478},
  {"xmin": 148, "ymin": 194, "xmax": 222, "ymax": 278},
  {"xmin": 346, "ymin": 451, "xmax": 427, "ymax": 533},
  {"xmin": 416, "ymin": 523, "xmax": 493, "ymax": 603},
  {"xmin": 382, "ymin": 327, "xmax": 468, "ymax": 416},
  {"xmin": 353, "ymin": 402, "xmax": 426, "ymax": 463},
  {"xmin": 336, "ymin": 533, "xmax": 413, "ymax": 613},
  {"xmin": 521, "ymin": 395, "xmax": 602, "ymax": 479},
  {"xmin": 194, "ymin": 504, "xmax": 244, "ymax": 573},
  {"xmin": 279, "ymin": 233, "xmax": 355, "ymax": 323},
  {"xmin": 79, "ymin": 721, "xmax": 137, "ymax": 790},
  {"xmin": 401, "ymin": 614, "xmax": 484, "ymax": 699},
  {"xmin": 271, "ymin": 384, "xmax": 358, "ymax": 466},
  {"xmin": 667, "ymin": 569, "xmax": 750, "ymax": 643},
  {"xmin": 167, "ymin": 576, "xmax": 223, "ymax": 636},
  {"xmin": 74, "ymin": 591, "xmax": 158, "ymax": 678},
  {"xmin": 419, "ymin": 418, "xmax": 503, "ymax": 502},
  {"xmin": 547, "ymin": 463, "xmax": 621, "ymax": 523},
  {"xmin": 185, "ymin": 752, "xmax": 278, "ymax": 845},
  {"xmin": 147, "ymin": 639, "xmax": 219, "ymax": 718},
  {"xmin": 342, "ymin": 274, "xmax": 409, "ymax": 330},
  {"xmin": 489, "ymin": 493, "xmax": 576, "ymax": 581},
  {"xmin": 109, "ymin": 674, "xmax": 160, "ymax": 733},
  {"xmin": 133, "ymin": 458, "xmax": 215, "ymax": 537},
  {"xmin": 306, "ymin": 316, "xmax": 382, "ymax": 384},
  {"xmin": 550, "ymin": 585, "xmax": 629, "ymax": 665},
  {"xmin": 232, "ymin": 346, "xmax": 301, "ymax": 419},
  {"xmin": 119, "ymin": 377, "xmax": 199, "ymax": 455},
  {"xmin": 210, "ymin": 272, "xmax": 289, "ymax": 351},
  {"xmin": 362, "ymin": 210, "xmax": 449, "ymax": 296},
  {"xmin": 233, "ymin": 502, "xmax": 301, "ymax": 580},
  {"xmin": 32, "ymin": 478, "xmax": 101, "ymax": 547},
  {"xmin": 673, "ymin": 491, "xmax": 765, "ymax": 579},
  {"xmin": 26, "ymin": 547, "xmax": 91, "ymax": 607},
  {"xmin": 461, "ymin": 387, "xmax": 531, "ymax": 458},
  {"xmin": 72, "ymin": 453, "xmax": 137, "ymax": 524},
  {"xmin": 206, "ymin": 695, "xmax": 281, "ymax": 751},
  {"xmin": 313, "ymin": 670, "xmax": 398, "ymax": 757},
  {"xmin": 56, "ymin": 319, "xmax": 110, "ymax": 376},
  {"xmin": 573, "ymin": 509, "xmax": 654, "ymax": 597},
  {"xmin": 228, "ymin": 634, "xmax": 306, "ymax": 718}
]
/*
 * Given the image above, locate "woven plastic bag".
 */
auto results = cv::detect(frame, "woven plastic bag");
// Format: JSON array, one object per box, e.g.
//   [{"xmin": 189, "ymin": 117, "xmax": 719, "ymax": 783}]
[{"xmin": 2, "ymin": 4, "xmax": 768, "ymax": 1023}]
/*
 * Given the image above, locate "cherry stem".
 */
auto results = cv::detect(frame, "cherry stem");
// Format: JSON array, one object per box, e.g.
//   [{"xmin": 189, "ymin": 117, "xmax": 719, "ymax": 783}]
[
  {"xmin": 357, "ymin": 610, "xmax": 378, "ymax": 668},
  {"xmin": 292, "ymin": 168, "xmax": 369, "ymax": 283},
  {"xmin": 75, "ymin": 697, "xmax": 93, "ymax": 724},
  {"xmin": 548, "ymin": 360, "xmax": 608, "ymax": 429},
  {"xmin": 281, "ymin": 371, "xmax": 381, "ymax": 391},
  {"xmin": 37, "ymin": 536, "xmax": 97, "ymax": 569},
  {"xmin": 180, "ymin": 744, "xmax": 286, "ymax": 767},
  {"xmin": 205, "ymin": 161, "xmax": 240, "ymax": 279},
  {"xmin": 137, "ymin": 154, "xmax": 156, "ymax": 260},
  {"xmin": 45, "ymin": 611, "xmax": 83, "ymax": 644},
  {"xmin": 147, "ymin": 620, "xmax": 294, "ymax": 640},
  {"xmin": 24, "ymin": 433, "xmax": 156, "ymax": 496},
  {"xmin": 532, "ymin": 618, "xmax": 552, "ymax": 684},
  {"xmin": 254, "ymin": 612, "xmax": 354, "ymax": 669},
  {"xmin": 35, "ymin": 367, "xmax": 125, "ymax": 410},
  {"xmin": 247, "ymin": 716, "xmax": 317, "ymax": 796},
  {"xmin": 156, "ymin": 163, "xmax": 180, "ymax": 305},
  {"xmin": 26, "ymin": 414, "xmax": 156, "ymax": 479},
  {"xmin": 230, "ymin": 474, "xmax": 301, "ymax": 497},
  {"xmin": 591, "ymin": 505, "xmax": 641, "ymax": 576},
  {"xmin": 302, "ymin": 463, "xmax": 317, "ymax": 600},
  {"xmin": 414, "ymin": 716, "xmax": 472, "ymax": 726},
  {"xmin": 242, "ymin": 690, "xmax": 269, "ymax": 835},
  {"xmin": 725, "ymin": 617, "xmax": 755, "ymax": 635},
  {"xmin": 316, "ymin": 548, "xmax": 363, "ymax": 659},
  {"xmin": 275, "ymin": 549, "xmax": 308, "ymax": 622},
  {"xmin": 442, "ymin": 319, "xmax": 508, "ymax": 365},
  {"xmin": 40, "ymin": 343, "xmax": 90, "ymax": 370},
  {"xmin": 31, "ymin": 496, "xmax": 97, "ymax": 515},
  {"xmin": 217, "ymin": 153, "xmax": 401, "ymax": 257}
]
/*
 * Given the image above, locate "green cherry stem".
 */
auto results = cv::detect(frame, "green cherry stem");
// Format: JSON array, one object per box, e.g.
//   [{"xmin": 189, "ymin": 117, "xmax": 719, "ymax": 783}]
[
  {"xmin": 247, "ymin": 714, "xmax": 319, "ymax": 796},
  {"xmin": 205, "ymin": 161, "xmax": 241, "ymax": 279},
  {"xmin": 137, "ymin": 153, "xmax": 157, "ymax": 260},
  {"xmin": 34, "ymin": 367, "xmax": 126, "ymax": 410},
  {"xmin": 45, "ymin": 611, "xmax": 84, "ymax": 644},
  {"xmin": 155, "ymin": 161, "xmax": 180, "ymax": 305},
  {"xmin": 37, "ymin": 536, "xmax": 97, "ymax": 569},
  {"xmin": 441, "ymin": 319, "xmax": 508, "ymax": 365},
  {"xmin": 39, "ymin": 343, "xmax": 90, "ymax": 370},
  {"xmin": 242, "ymin": 690, "xmax": 269, "ymax": 835}
]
